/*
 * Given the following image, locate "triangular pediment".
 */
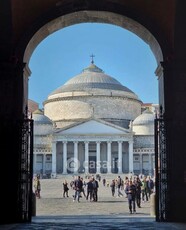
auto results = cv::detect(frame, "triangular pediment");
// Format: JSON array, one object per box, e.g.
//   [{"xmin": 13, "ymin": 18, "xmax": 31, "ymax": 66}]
[{"xmin": 54, "ymin": 119, "xmax": 130, "ymax": 135}]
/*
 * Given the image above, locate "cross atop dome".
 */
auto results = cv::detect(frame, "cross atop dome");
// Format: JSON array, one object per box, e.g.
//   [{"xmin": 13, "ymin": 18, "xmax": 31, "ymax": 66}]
[{"xmin": 90, "ymin": 54, "xmax": 95, "ymax": 64}]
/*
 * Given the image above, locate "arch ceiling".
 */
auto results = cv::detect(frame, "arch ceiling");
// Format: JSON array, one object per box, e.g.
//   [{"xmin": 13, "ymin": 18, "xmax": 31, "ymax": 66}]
[{"xmin": 23, "ymin": 11, "xmax": 163, "ymax": 69}]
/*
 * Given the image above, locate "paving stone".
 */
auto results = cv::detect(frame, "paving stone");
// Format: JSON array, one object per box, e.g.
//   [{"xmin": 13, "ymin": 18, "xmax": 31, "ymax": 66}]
[{"xmin": 0, "ymin": 175, "xmax": 186, "ymax": 229}]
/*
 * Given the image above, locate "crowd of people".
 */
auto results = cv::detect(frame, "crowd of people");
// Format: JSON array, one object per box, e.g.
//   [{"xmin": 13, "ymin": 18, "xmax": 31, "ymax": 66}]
[
  {"xmin": 34, "ymin": 173, "xmax": 155, "ymax": 214},
  {"xmin": 108, "ymin": 174, "xmax": 155, "ymax": 214},
  {"xmin": 68, "ymin": 175, "xmax": 99, "ymax": 202},
  {"xmin": 61, "ymin": 173, "xmax": 155, "ymax": 214}
]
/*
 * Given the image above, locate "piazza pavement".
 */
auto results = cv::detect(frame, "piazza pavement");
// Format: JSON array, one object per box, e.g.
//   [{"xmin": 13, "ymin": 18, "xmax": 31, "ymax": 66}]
[{"xmin": 1, "ymin": 174, "xmax": 186, "ymax": 229}]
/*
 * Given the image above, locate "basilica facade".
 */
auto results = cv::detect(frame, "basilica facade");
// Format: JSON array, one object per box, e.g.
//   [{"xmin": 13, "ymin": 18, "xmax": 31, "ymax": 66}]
[{"xmin": 31, "ymin": 61, "xmax": 157, "ymax": 177}]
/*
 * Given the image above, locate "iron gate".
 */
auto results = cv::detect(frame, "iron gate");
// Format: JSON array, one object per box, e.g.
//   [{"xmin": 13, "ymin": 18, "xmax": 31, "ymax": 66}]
[
  {"xmin": 155, "ymin": 107, "xmax": 170, "ymax": 221},
  {"xmin": 17, "ymin": 111, "xmax": 33, "ymax": 222}
]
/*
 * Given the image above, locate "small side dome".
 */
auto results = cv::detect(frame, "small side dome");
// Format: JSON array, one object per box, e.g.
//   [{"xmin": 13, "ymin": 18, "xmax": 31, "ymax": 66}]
[
  {"xmin": 33, "ymin": 109, "xmax": 52, "ymax": 124},
  {"xmin": 133, "ymin": 109, "xmax": 155, "ymax": 135},
  {"xmin": 32, "ymin": 109, "xmax": 53, "ymax": 135}
]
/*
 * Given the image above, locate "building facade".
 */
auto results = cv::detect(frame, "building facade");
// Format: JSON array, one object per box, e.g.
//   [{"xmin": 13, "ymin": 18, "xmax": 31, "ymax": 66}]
[{"xmin": 32, "ymin": 62, "xmax": 157, "ymax": 177}]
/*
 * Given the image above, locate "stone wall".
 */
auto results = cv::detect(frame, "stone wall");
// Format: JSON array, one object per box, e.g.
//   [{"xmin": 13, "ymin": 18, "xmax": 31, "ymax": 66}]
[
  {"xmin": 44, "ymin": 96, "xmax": 141, "ymax": 122},
  {"xmin": 133, "ymin": 135, "xmax": 154, "ymax": 148}
]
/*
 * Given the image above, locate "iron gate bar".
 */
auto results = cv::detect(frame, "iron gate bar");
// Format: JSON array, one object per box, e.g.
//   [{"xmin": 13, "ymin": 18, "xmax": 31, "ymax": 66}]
[
  {"xmin": 155, "ymin": 107, "xmax": 170, "ymax": 222},
  {"xmin": 155, "ymin": 117, "xmax": 159, "ymax": 221},
  {"xmin": 17, "ymin": 110, "xmax": 33, "ymax": 223}
]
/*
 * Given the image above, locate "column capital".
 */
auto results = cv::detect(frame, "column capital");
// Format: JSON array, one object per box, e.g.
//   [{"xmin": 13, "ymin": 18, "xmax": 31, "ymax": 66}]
[
  {"xmin": 63, "ymin": 141, "xmax": 67, "ymax": 144},
  {"xmin": 73, "ymin": 141, "xmax": 78, "ymax": 144},
  {"xmin": 96, "ymin": 141, "xmax": 101, "ymax": 144},
  {"xmin": 118, "ymin": 141, "xmax": 123, "ymax": 144}
]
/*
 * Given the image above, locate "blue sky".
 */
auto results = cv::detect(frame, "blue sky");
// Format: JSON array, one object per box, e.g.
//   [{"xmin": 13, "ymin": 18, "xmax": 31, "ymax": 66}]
[{"xmin": 29, "ymin": 23, "xmax": 158, "ymax": 108}]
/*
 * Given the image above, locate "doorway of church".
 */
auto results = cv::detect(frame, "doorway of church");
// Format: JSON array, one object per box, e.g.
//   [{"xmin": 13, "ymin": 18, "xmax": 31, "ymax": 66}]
[
  {"xmin": 112, "ymin": 157, "xmax": 118, "ymax": 173},
  {"xmin": 89, "ymin": 156, "xmax": 96, "ymax": 174}
]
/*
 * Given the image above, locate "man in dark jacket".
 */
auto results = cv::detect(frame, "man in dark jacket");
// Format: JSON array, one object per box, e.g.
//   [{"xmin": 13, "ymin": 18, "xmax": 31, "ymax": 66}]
[
  {"xmin": 92, "ymin": 177, "xmax": 99, "ymax": 202},
  {"xmin": 134, "ymin": 177, "xmax": 142, "ymax": 208},
  {"xmin": 86, "ymin": 178, "xmax": 94, "ymax": 201},
  {"xmin": 125, "ymin": 180, "xmax": 137, "ymax": 214},
  {"xmin": 73, "ymin": 176, "xmax": 83, "ymax": 202},
  {"xmin": 147, "ymin": 176, "xmax": 154, "ymax": 198}
]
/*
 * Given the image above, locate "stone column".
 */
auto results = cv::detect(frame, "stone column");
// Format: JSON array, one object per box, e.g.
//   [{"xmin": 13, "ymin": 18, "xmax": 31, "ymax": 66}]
[
  {"xmin": 118, "ymin": 141, "xmax": 123, "ymax": 174},
  {"xmin": 128, "ymin": 140, "xmax": 133, "ymax": 173},
  {"xmin": 107, "ymin": 141, "xmax": 112, "ymax": 173},
  {"xmin": 74, "ymin": 141, "xmax": 78, "ymax": 173},
  {"xmin": 43, "ymin": 153, "xmax": 46, "ymax": 175},
  {"xmin": 52, "ymin": 141, "xmax": 57, "ymax": 177},
  {"xmin": 33, "ymin": 153, "xmax": 37, "ymax": 174},
  {"xmin": 149, "ymin": 153, "xmax": 152, "ymax": 175},
  {"xmin": 63, "ymin": 141, "xmax": 67, "ymax": 174},
  {"xmin": 140, "ymin": 153, "xmax": 143, "ymax": 174},
  {"xmin": 96, "ymin": 141, "xmax": 101, "ymax": 173},
  {"xmin": 84, "ymin": 141, "xmax": 89, "ymax": 174}
]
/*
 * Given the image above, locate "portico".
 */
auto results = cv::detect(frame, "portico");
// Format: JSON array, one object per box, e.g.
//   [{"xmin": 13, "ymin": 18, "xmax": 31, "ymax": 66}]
[
  {"xmin": 51, "ymin": 119, "xmax": 133, "ymax": 175},
  {"xmin": 52, "ymin": 139, "xmax": 133, "ymax": 175}
]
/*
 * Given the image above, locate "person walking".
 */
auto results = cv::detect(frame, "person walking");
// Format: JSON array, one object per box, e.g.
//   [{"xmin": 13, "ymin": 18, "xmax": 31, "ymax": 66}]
[
  {"xmin": 125, "ymin": 180, "xmax": 136, "ymax": 214},
  {"xmin": 141, "ymin": 176, "xmax": 148, "ymax": 202},
  {"xmin": 134, "ymin": 177, "xmax": 142, "ymax": 208},
  {"xmin": 33, "ymin": 175, "xmax": 41, "ymax": 199},
  {"xmin": 92, "ymin": 177, "xmax": 99, "ymax": 202},
  {"xmin": 62, "ymin": 180, "xmax": 69, "ymax": 198},
  {"xmin": 102, "ymin": 178, "xmax": 106, "ymax": 186},
  {"xmin": 147, "ymin": 176, "xmax": 154, "ymax": 198},
  {"xmin": 86, "ymin": 178, "xmax": 94, "ymax": 201},
  {"xmin": 73, "ymin": 175, "xmax": 83, "ymax": 202},
  {"xmin": 110, "ymin": 179, "xmax": 116, "ymax": 197},
  {"xmin": 124, "ymin": 176, "xmax": 129, "ymax": 198},
  {"xmin": 80, "ymin": 177, "xmax": 86, "ymax": 198},
  {"xmin": 116, "ymin": 176, "xmax": 123, "ymax": 197}
]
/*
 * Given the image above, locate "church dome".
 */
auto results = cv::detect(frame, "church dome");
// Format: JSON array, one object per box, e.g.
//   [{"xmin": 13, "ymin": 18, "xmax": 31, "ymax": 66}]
[
  {"xmin": 133, "ymin": 109, "xmax": 155, "ymax": 125},
  {"xmin": 49, "ymin": 63, "xmax": 138, "ymax": 99},
  {"xmin": 33, "ymin": 109, "xmax": 53, "ymax": 124},
  {"xmin": 32, "ymin": 109, "xmax": 53, "ymax": 135},
  {"xmin": 133, "ymin": 109, "xmax": 155, "ymax": 135},
  {"xmin": 44, "ymin": 62, "xmax": 142, "ymax": 128}
]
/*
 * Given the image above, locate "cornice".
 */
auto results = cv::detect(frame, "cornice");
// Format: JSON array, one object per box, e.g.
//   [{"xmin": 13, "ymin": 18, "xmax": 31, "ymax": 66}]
[{"xmin": 43, "ymin": 95, "xmax": 142, "ymax": 106}]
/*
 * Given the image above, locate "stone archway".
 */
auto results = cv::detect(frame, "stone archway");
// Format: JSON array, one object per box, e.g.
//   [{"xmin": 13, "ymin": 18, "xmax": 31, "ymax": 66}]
[
  {"xmin": 23, "ymin": 10, "xmax": 164, "ymax": 111},
  {"xmin": 23, "ymin": 10, "xmax": 163, "ymax": 221},
  {"xmin": 23, "ymin": 11, "xmax": 163, "ymax": 70}
]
